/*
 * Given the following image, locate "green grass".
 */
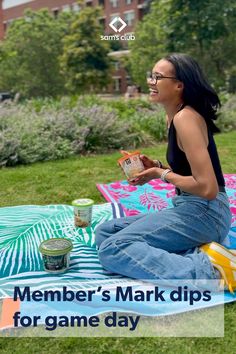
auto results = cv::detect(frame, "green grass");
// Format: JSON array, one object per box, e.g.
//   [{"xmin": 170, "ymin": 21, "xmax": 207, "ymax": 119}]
[{"xmin": 0, "ymin": 131, "xmax": 236, "ymax": 353}]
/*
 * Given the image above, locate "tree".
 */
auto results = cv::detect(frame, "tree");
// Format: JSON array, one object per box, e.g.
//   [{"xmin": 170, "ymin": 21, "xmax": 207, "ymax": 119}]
[
  {"xmin": 0, "ymin": 9, "xmax": 72, "ymax": 98},
  {"xmin": 165, "ymin": 0, "xmax": 236, "ymax": 90},
  {"xmin": 129, "ymin": 0, "xmax": 236, "ymax": 91},
  {"xmin": 60, "ymin": 6, "xmax": 112, "ymax": 93},
  {"xmin": 128, "ymin": 0, "xmax": 172, "ymax": 92}
]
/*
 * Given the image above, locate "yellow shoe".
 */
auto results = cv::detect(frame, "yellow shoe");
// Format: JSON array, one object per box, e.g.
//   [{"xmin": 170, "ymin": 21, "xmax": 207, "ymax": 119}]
[{"xmin": 200, "ymin": 242, "xmax": 236, "ymax": 294}]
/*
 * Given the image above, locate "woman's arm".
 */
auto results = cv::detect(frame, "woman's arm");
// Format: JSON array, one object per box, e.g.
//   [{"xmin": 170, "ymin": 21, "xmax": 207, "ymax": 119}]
[{"xmin": 129, "ymin": 109, "xmax": 219, "ymax": 200}]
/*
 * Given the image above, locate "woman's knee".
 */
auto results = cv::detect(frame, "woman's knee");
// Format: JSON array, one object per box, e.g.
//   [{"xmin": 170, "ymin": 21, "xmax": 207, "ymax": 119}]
[
  {"xmin": 95, "ymin": 222, "xmax": 109, "ymax": 249},
  {"xmin": 95, "ymin": 219, "xmax": 117, "ymax": 248},
  {"xmin": 97, "ymin": 235, "xmax": 126, "ymax": 268}
]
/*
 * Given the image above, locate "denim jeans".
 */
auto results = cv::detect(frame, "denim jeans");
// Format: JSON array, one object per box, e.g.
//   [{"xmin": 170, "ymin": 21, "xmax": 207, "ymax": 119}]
[{"xmin": 95, "ymin": 192, "xmax": 232, "ymax": 280}]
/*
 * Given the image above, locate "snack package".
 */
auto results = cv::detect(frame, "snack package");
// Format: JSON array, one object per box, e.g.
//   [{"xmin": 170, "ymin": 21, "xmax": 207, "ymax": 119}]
[{"xmin": 118, "ymin": 150, "xmax": 145, "ymax": 179}]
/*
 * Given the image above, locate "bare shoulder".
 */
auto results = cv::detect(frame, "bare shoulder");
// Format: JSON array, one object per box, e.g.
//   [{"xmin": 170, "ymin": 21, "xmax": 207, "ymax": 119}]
[
  {"xmin": 173, "ymin": 106, "xmax": 203, "ymax": 128},
  {"xmin": 173, "ymin": 106, "xmax": 209, "ymax": 147}
]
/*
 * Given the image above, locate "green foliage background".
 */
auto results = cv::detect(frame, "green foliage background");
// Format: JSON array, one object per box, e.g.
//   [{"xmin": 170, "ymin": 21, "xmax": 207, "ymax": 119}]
[
  {"xmin": 0, "ymin": 9, "xmax": 69, "ymax": 97},
  {"xmin": 60, "ymin": 6, "xmax": 111, "ymax": 93},
  {"xmin": 0, "ymin": 1, "xmax": 236, "ymax": 97},
  {"xmin": 129, "ymin": 0, "xmax": 236, "ymax": 92},
  {"xmin": 0, "ymin": 7, "xmax": 112, "ymax": 98},
  {"xmin": 0, "ymin": 94, "xmax": 236, "ymax": 167}
]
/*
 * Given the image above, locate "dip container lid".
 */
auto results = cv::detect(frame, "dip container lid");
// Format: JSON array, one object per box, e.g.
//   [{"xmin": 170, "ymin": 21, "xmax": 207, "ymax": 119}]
[
  {"xmin": 118, "ymin": 150, "xmax": 141, "ymax": 165},
  {"xmin": 72, "ymin": 198, "xmax": 94, "ymax": 207},
  {"xmin": 39, "ymin": 238, "xmax": 73, "ymax": 256}
]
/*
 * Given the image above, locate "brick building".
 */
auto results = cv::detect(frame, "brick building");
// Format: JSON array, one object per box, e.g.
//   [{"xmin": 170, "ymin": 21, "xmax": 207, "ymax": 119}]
[{"xmin": 0, "ymin": 0, "xmax": 150, "ymax": 93}]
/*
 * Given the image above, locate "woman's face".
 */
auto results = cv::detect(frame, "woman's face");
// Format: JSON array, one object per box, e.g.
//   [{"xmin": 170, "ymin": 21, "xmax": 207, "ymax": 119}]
[{"xmin": 147, "ymin": 59, "xmax": 183, "ymax": 104}]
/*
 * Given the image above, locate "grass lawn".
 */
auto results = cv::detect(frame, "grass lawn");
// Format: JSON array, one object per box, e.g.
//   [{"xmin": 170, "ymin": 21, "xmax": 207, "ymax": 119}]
[{"xmin": 0, "ymin": 131, "xmax": 236, "ymax": 353}]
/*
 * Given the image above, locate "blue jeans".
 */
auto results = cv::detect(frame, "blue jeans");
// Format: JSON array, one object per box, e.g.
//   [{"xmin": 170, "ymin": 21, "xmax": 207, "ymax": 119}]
[{"xmin": 95, "ymin": 192, "xmax": 232, "ymax": 280}]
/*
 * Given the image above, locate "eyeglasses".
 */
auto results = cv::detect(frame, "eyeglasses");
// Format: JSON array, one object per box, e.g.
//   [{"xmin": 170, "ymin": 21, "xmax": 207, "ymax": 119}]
[{"xmin": 147, "ymin": 72, "xmax": 177, "ymax": 85}]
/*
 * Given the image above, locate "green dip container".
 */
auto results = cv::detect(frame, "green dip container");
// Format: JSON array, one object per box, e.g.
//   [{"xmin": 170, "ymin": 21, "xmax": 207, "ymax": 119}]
[
  {"xmin": 39, "ymin": 238, "xmax": 73, "ymax": 273},
  {"xmin": 72, "ymin": 198, "xmax": 94, "ymax": 227}
]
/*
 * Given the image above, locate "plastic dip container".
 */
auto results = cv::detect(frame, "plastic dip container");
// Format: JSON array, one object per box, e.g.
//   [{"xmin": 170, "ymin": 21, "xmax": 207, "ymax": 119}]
[
  {"xmin": 39, "ymin": 238, "xmax": 73, "ymax": 273},
  {"xmin": 72, "ymin": 198, "xmax": 94, "ymax": 227},
  {"xmin": 118, "ymin": 151, "xmax": 145, "ymax": 179}
]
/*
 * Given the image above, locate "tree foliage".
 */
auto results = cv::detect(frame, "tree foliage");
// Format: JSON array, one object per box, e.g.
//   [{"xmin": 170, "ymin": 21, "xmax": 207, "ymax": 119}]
[
  {"xmin": 128, "ymin": 0, "xmax": 171, "ymax": 91},
  {"xmin": 165, "ymin": 0, "xmax": 236, "ymax": 90},
  {"xmin": 60, "ymin": 6, "xmax": 111, "ymax": 93},
  {"xmin": 0, "ymin": 9, "xmax": 72, "ymax": 98},
  {"xmin": 129, "ymin": 0, "xmax": 236, "ymax": 92}
]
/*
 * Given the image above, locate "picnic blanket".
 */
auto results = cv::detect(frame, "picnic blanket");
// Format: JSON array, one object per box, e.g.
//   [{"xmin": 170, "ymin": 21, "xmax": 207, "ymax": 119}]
[
  {"xmin": 0, "ymin": 174, "xmax": 236, "ymax": 333},
  {"xmin": 97, "ymin": 174, "xmax": 236, "ymax": 249},
  {"xmin": 0, "ymin": 203, "xmax": 133, "ymax": 331},
  {"xmin": 0, "ymin": 203, "xmax": 123, "ymax": 283}
]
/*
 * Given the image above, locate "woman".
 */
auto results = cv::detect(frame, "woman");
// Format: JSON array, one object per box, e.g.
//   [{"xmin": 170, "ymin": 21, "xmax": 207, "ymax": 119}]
[{"xmin": 95, "ymin": 53, "xmax": 235, "ymax": 293}]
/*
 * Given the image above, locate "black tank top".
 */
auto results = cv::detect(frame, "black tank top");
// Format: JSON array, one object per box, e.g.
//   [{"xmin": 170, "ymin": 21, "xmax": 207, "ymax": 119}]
[{"xmin": 166, "ymin": 113, "xmax": 225, "ymax": 187}]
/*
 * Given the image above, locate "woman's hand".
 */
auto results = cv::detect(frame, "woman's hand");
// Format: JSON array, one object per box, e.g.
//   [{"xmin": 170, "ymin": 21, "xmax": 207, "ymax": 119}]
[
  {"xmin": 139, "ymin": 154, "xmax": 156, "ymax": 170},
  {"xmin": 120, "ymin": 151, "xmax": 157, "ymax": 170},
  {"xmin": 128, "ymin": 167, "xmax": 162, "ymax": 186}
]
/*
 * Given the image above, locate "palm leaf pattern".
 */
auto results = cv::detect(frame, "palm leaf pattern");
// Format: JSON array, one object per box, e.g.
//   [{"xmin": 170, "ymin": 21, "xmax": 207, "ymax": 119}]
[
  {"xmin": 0, "ymin": 203, "xmax": 115, "ymax": 281},
  {"xmin": 140, "ymin": 190, "xmax": 168, "ymax": 211}
]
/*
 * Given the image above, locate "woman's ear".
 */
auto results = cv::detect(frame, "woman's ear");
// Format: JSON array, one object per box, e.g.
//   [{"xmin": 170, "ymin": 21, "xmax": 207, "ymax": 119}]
[{"xmin": 176, "ymin": 81, "xmax": 184, "ymax": 92}]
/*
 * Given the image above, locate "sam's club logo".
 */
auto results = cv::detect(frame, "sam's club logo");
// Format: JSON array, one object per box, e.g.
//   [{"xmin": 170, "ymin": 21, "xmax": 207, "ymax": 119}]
[
  {"xmin": 109, "ymin": 17, "xmax": 127, "ymax": 33},
  {"xmin": 101, "ymin": 17, "xmax": 135, "ymax": 41}
]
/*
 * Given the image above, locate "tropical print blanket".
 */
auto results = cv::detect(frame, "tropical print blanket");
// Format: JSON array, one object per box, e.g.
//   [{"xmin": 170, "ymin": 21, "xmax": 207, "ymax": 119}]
[
  {"xmin": 1, "ymin": 175, "xmax": 236, "ymax": 332},
  {"xmin": 0, "ymin": 203, "xmax": 124, "ymax": 287},
  {"xmin": 97, "ymin": 174, "xmax": 236, "ymax": 249}
]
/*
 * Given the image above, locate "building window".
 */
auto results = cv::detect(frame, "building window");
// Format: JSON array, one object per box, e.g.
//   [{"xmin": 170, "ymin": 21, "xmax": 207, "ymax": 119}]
[
  {"xmin": 110, "ymin": 0, "xmax": 119, "ymax": 8},
  {"xmin": 126, "ymin": 0, "xmax": 132, "ymax": 5},
  {"xmin": 110, "ymin": 13, "xmax": 120, "ymax": 22},
  {"xmin": 52, "ymin": 8, "xmax": 59, "ymax": 18},
  {"xmin": 98, "ymin": 0, "xmax": 105, "ymax": 7},
  {"xmin": 72, "ymin": 3, "xmax": 81, "ymax": 12},
  {"xmin": 124, "ymin": 11, "xmax": 135, "ymax": 26},
  {"xmin": 114, "ymin": 61, "xmax": 120, "ymax": 70},
  {"xmin": 113, "ymin": 77, "xmax": 122, "ymax": 92},
  {"xmin": 62, "ymin": 5, "xmax": 71, "ymax": 12},
  {"xmin": 5, "ymin": 19, "xmax": 14, "ymax": 28}
]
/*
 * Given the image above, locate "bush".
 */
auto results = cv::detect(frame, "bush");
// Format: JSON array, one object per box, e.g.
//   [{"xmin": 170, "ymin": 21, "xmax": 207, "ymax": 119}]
[
  {"xmin": 0, "ymin": 101, "xmax": 142, "ymax": 166},
  {"xmin": 102, "ymin": 97, "xmax": 167, "ymax": 142},
  {"xmin": 72, "ymin": 105, "xmax": 141, "ymax": 153},
  {"xmin": 128, "ymin": 107, "xmax": 167, "ymax": 142},
  {"xmin": 1, "ymin": 94, "xmax": 235, "ymax": 167},
  {"xmin": 217, "ymin": 94, "xmax": 236, "ymax": 132},
  {"xmin": 0, "ymin": 103, "xmax": 78, "ymax": 165},
  {"xmin": 0, "ymin": 130, "xmax": 19, "ymax": 167},
  {"xmin": 106, "ymin": 98, "xmax": 153, "ymax": 119}
]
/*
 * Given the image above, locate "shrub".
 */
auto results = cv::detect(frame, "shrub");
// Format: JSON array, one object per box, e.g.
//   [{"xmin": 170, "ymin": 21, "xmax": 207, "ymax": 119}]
[
  {"xmin": 0, "ymin": 130, "xmax": 19, "ymax": 167},
  {"xmin": 105, "ymin": 98, "xmax": 154, "ymax": 120},
  {"xmin": 1, "ymin": 93, "xmax": 235, "ymax": 167},
  {"xmin": 0, "ymin": 101, "xmax": 144, "ymax": 166},
  {"xmin": 71, "ymin": 105, "xmax": 142, "ymax": 153},
  {"xmin": 0, "ymin": 103, "xmax": 79, "ymax": 165},
  {"xmin": 217, "ymin": 94, "xmax": 236, "ymax": 132},
  {"xmin": 129, "ymin": 107, "xmax": 167, "ymax": 142}
]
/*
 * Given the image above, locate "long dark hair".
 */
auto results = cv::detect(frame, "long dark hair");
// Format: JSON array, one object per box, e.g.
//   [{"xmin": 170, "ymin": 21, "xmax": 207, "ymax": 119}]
[{"xmin": 165, "ymin": 53, "xmax": 221, "ymax": 133}]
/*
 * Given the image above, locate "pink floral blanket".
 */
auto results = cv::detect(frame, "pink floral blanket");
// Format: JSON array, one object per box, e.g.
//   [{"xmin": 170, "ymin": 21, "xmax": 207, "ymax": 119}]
[{"xmin": 97, "ymin": 174, "xmax": 236, "ymax": 249}]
